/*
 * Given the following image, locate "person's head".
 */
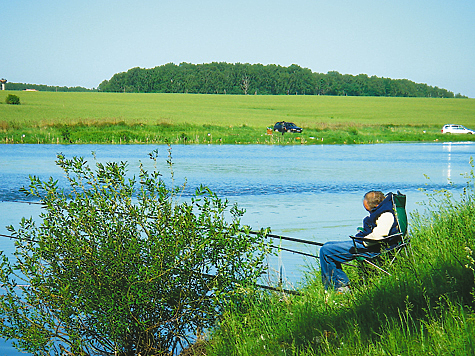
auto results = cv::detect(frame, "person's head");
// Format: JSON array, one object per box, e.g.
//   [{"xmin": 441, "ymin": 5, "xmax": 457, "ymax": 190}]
[{"xmin": 363, "ymin": 191, "xmax": 385, "ymax": 211}]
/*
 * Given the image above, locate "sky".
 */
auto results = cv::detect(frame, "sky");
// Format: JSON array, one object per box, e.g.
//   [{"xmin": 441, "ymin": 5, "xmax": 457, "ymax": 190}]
[{"xmin": 2, "ymin": 0, "xmax": 475, "ymax": 97}]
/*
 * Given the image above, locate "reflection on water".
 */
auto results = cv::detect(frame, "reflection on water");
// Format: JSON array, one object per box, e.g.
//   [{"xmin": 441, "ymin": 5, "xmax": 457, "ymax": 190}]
[{"xmin": 0, "ymin": 142, "xmax": 474, "ymax": 354}]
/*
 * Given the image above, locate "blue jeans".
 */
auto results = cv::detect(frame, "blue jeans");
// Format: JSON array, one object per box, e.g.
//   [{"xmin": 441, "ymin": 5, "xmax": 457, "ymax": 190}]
[{"xmin": 319, "ymin": 239, "xmax": 378, "ymax": 290}]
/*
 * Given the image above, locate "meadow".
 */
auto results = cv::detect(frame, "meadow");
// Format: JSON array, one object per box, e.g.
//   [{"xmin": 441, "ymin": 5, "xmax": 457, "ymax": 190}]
[{"xmin": 1, "ymin": 91, "xmax": 475, "ymax": 144}]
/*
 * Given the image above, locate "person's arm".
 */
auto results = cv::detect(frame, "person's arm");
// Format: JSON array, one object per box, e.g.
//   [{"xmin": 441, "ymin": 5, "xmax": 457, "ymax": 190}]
[{"xmin": 363, "ymin": 212, "xmax": 395, "ymax": 240}]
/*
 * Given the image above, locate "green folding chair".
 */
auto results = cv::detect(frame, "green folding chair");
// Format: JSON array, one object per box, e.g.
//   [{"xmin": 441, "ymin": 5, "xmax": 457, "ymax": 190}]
[{"xmin": 346, "ymin": 191, "xmax": 410, "ymax": 275}]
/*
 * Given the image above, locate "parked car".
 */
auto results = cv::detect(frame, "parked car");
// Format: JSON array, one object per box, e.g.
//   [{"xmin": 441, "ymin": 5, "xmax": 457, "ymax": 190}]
[
  {"xmin": 273, "ymin": 121, "xmax": 303, "ymax": 134},
  {"xmin": 441, "ymin": 124, "xmax": 475, "ymax": 134}
]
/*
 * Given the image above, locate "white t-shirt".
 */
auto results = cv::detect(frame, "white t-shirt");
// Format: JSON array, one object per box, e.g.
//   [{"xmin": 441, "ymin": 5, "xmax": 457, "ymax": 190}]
[{"xmin": 363, "ymin": 212, "xmax": 395, "ymax": 241}]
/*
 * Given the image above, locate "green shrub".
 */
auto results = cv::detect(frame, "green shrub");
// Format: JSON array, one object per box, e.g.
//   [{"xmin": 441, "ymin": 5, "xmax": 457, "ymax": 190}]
[
  {"xmin": 0, "ymin": 148, "xmax": 271, "ymax": 355},
  {"xmin": 5, "ymin": 94, "xmax": 20, "ymax": 105}
]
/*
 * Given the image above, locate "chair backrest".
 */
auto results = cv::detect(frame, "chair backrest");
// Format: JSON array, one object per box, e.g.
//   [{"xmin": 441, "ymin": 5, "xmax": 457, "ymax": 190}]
[{"xmin": 392, "ymin": 192, "xmax": 408, "ymax": 236}]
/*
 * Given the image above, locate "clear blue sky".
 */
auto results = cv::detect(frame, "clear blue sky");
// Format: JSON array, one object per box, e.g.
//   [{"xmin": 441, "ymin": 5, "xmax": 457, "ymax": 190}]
[{"xmin": 2, "ymin": 0, "xmax": 475, "ymax": 97}]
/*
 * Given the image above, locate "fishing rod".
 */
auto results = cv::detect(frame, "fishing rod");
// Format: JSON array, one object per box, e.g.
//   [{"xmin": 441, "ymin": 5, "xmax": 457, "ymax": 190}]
[
  {"xmin": 247, "ymin": 230, "xmax": 324, "ymax": 247},
  {"xmin": 3, "ymin": 203, "xmax": 324, "ymax": 246},
  {"xmin": 256, "ymin": 283, "xmax": 302, "ymax": 296},
  {"xmin": 0, "ymin": 253, "xmax": 303, "ymax": 295},
  {"xmin": 1, "ymin": 229, "xmax": 323, "ymax": 259},
  {"xmin": 1, "ymin": 200, "xmax": 44, "ymax": 205},
  {"xmin": 270, "ymin": 245, "xmax": 317, "ymax": 258},
  {"xmin": 201, "ymin": 273, "xmax": 302, "ymax": 296},
  {"xmin": 0, "ymin": 233, "xmax": 39, "ymax": 243},
  {"xmin": 245, "ymin": 230, "xmax": 321, "ymax": 259}
]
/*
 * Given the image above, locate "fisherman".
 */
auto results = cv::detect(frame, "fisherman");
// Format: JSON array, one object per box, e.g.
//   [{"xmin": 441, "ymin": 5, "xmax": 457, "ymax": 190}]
[{"xmin": 319, "ymin": 191, "xmax": 399, "ymax": 293}]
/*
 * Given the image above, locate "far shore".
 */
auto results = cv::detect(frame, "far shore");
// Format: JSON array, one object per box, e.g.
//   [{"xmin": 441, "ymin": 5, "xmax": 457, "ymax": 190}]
[{"xmin": 1, "ymin": 91, "xmax": 475, "ymax": 145}]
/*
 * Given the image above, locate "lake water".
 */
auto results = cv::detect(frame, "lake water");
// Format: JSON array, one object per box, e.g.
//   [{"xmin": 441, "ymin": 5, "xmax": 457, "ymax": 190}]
[{"xmin": 0, "ymin": 142, "xmax": 474, "ymax": 354}]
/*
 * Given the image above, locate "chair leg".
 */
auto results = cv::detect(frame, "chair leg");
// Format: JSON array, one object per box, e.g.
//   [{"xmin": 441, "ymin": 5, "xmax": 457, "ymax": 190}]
[{"xmin": 362, "ymin": 259, "xmax": 391, "ymax": 275}]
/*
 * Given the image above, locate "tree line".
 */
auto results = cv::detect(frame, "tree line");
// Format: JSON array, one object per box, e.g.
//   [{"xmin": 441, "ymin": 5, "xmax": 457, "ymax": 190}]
[
  {"xmin": 98, "ymin": 62, "xmax": 466, "ymax": 98},
  {"xmin": 5, "ymin": 82, "xmax": 95, "ymax": 92}
]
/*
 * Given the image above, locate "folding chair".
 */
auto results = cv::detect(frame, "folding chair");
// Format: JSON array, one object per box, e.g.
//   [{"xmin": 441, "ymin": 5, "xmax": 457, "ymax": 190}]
[{"xmin": 346, "ymin": 191, "xmax": 410, "ymax": 276}]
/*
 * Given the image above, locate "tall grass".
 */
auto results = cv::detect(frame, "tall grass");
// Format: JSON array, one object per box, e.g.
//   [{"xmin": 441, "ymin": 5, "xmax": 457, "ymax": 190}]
[
  {"xmin": 1, "ymin": 91, "xmax": 475, "ymax": 144},
  {"xmin": 205, "ymin": 162, "xmax": 475, "ymax": 355}
]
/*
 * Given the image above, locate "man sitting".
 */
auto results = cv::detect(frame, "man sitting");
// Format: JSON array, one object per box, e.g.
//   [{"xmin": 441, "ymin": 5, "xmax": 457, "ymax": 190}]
[{"xmin": 319, "ymin": 191, "xmax": 399, "ymax": 292}]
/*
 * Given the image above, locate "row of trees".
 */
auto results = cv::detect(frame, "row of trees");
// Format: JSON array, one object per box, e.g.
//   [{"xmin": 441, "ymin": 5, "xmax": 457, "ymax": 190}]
[
  {"xmin": 5, "ymin": 82, "xmax": 94, "ymax": 92},
  {"xmin": 98, "ymin": 62, "xmax": 464, "ymax": 98}
]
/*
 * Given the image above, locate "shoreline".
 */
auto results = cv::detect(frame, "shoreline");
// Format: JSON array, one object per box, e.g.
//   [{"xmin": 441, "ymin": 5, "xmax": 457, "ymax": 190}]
[{"xmin": 2, "ymin": 125, "xmax": 475, "ymax": 145}]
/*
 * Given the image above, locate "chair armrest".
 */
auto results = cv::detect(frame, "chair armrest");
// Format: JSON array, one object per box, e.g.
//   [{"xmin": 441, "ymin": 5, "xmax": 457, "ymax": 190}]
[{"xmin": 349, "ymin": 232, "xmax": 402, "ymax": 242}]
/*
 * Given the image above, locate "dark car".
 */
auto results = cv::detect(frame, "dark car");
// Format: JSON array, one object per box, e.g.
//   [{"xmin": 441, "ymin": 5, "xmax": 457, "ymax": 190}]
[{"xmin": 273, "ymin": 121, "xmax": 303, "ymax": 134}]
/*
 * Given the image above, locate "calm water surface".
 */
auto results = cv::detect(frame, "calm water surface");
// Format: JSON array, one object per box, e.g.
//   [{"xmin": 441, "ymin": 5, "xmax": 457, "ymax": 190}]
[{"xmin": 0, "ymin": 142, "xmax": 473, "ymax": 354}]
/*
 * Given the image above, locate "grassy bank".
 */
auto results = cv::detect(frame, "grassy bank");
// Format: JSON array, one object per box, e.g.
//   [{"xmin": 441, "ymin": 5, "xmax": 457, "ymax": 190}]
[
  {"xmin": 1, "ymin": 91, "xmax": 474, "ymax": 144},
  {"xmin": 204, "ymin": 167, "xmax": 475, "ymax": 355}
]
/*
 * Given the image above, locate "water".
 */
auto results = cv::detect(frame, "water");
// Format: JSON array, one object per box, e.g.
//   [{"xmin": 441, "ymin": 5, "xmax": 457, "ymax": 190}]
[{"xmin": 0, "ymin": 142, "xmax": 473, "ymax": 354}]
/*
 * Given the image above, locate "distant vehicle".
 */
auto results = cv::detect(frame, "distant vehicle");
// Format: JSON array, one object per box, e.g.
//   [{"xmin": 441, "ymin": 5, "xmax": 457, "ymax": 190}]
[
  {"xmin": 273, "ymin": 121, "xmax": 303, "ymax": 134},
  {"xmin": 441, "ymin": 124, "xmax": 475, "ymax": 134}
]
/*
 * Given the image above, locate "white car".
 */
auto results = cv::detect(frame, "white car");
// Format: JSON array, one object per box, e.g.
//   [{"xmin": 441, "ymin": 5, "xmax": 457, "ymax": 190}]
[{"xmin": 441, "ymin": 124, "xmax": 475, "ymax": 134}]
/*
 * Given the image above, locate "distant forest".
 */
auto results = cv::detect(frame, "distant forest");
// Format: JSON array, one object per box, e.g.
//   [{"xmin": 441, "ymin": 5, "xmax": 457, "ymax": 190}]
[
  {"xmin": 4, "ymin": 82, "xmax": 94, "ymax": 92},
  {"xmin": 98, "ymin": 62, "xmax": 466, "ymax": 98}
]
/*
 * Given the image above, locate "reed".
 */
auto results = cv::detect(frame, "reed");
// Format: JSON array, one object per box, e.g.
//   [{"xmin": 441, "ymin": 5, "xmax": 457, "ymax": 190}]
[{"xmin": 206, "ymin": 163, "xmax": 475, "ymax": 355}]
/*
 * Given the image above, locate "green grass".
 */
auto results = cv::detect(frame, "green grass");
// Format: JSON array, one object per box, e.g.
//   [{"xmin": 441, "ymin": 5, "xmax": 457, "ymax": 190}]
[
  {"xmin": 1, "ymin": 91, "xmax": 475, "ymax": 144},
  {"xmin": 204, "ymin": 169, "xmax": 475, "ymax": 355}
]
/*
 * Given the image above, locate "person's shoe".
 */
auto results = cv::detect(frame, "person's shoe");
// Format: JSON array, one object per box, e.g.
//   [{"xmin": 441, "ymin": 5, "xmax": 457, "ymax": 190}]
[{"xmin": 335, "ymin": 286, "xmax": 351, "ymax": 294}]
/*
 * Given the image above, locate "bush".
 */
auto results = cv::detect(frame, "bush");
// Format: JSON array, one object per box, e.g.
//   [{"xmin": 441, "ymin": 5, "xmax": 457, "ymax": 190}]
[
  {"xmin": 0, "ymin": 148, "xmax": 271, "ymax": 356},
  {"xmin": 5, "ymin": 94, "xmax": 20, "ymax": 105}
]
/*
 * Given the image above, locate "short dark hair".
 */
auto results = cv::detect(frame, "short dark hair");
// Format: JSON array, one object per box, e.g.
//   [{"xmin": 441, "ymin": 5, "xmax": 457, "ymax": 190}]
[{"xmin": 364, "ymin": 191, "xmax": 385, "ymax": 210}]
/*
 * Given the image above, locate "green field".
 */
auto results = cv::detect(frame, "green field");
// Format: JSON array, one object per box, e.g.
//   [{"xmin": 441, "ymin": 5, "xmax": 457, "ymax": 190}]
[{"xmin": 1, "ymin": 91, "xmax": 475, "ymax": 144}]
